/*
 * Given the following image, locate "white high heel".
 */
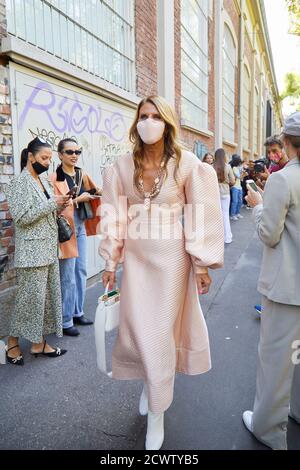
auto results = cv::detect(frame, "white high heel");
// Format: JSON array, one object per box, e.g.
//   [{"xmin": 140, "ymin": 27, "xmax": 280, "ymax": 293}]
[
  {"xmin": 145, "ymin": 411, "xmax": 164, "ymax": 450},
  {"xmin": 139, "ymin": 383, "xmax": 148, "ymax": 416}
]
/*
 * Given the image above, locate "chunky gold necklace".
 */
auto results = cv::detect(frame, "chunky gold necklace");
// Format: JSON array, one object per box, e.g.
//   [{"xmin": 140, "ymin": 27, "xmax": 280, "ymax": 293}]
[{"xmin": 137, "ymin": 159, "xmax": 166, "ymax": 210}]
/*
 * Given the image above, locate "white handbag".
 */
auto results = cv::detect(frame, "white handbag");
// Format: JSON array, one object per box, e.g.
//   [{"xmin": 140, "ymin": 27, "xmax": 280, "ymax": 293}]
[{"xmin": 94, "ymin": 283, "xmax": 120, "ymax": 376}]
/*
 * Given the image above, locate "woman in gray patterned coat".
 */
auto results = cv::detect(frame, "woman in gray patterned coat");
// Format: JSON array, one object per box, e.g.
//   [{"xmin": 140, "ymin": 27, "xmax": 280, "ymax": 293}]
[{"xmin": 5, "ymin": 137, "xmax": 70, "ymax": 365}]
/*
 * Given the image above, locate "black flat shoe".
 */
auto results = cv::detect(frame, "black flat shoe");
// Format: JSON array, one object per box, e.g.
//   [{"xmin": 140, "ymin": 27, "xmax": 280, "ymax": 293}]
[
  {"xmin": 63, "ymin": 326, "xmax": 80, "ymax": 336},
  {"xmin": 73, "ymin": 316, "xmax": 93, "ymax": 326},
  {"xmin": 6, "ymin": 345, "xmax": 24, "ymax": 366},
  {"xmin": 31, "ymin": 340, "xmax": 67, "ymax": 358}
]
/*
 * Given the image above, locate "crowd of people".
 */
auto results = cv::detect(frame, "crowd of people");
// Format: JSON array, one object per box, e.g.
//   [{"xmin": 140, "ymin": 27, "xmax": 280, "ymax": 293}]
[
  {"xmin": 202, "ymin": 134, "xmax": 290, "ymax": 246},
  {"xmin": 3, "ymin": 94, "xmax": 300, "ymax": 451}
]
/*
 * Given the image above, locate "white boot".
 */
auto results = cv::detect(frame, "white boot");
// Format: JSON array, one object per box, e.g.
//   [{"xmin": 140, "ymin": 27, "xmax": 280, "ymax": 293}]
[
  {"xmin": 145, "ymin": 411, "xmax": 164, "ymax": 450},
  {"xmin": 139, "ymin": 383, "xmax": 148, "ymax": 416},
  {"xmin": 242, "ymin": 410, "xmax": 254, "ymax": 433}
]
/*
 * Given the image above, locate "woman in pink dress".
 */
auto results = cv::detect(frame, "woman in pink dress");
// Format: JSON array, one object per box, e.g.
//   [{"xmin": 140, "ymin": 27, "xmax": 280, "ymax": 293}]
[{"xmin": 99, "ymin": 96, "xmax": 224, "ymax": 450}]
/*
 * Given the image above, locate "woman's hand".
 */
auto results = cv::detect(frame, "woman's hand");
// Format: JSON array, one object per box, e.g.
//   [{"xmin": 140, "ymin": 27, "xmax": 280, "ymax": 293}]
[
  {"xmin": 74, "ymin": 192, "xmax": 95, "ymax": 204},
  {"xmin": 245, "ymin": 184, "xmax": 263, "ymax": 208},
  {"xmin": 102, "ymin": 271, "xmax": 116, "ymax": 290},
  {"xmin": 196, "ymin": 273, "xmax": 212, "ymax": 295},
  {"xmin": 54, "ymin": 195, "xmax": 71, "ymax": 213}
]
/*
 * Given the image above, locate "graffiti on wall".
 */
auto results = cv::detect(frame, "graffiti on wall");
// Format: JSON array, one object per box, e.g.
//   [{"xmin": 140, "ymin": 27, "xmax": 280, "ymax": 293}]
[
  {"xmin": 18, "ymin": 81, "xmax": 127, "ymax": 140},
  {"xmin": 17, "ymin": 80, "xmax": 133, "ymax": 174},
  {"xmin": 29, "ymin": 127, "xmax": 77, "ymax": 150}
]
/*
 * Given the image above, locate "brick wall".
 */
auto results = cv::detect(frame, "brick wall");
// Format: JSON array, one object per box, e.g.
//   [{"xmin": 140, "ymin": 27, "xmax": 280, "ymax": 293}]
[
  {"xmin": 0, "ymin": 0, "xmax": 15, "ymax": 294},
  {"xmin": 135, "ymin": 0, "xmax": 158, "ymax": 98},
  {"xmin": 0, "ymin": 64, "xmax": 14, "ymax": 294}
]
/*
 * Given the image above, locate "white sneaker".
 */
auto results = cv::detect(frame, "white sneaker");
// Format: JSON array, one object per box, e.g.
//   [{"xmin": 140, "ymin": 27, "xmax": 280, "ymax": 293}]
[
  {"xmin": 236, "ymin": 214, "xmax": 244, "ymax": 219},
  {"xmin": 288, "ymin": 405, "xmax": 300, "ymax": 423},
  {"xmin": 230, "ymin": 216, "xmax": 238, "ymax": 221},
  {"xmin": 139, "ymin": 383, "xmax": 148, "ymax": 416},
  {"xmin": 145, "ymin": 411, "xmax": 164, "ymax": 450},
  {"xmin": 242, "ymin": 410, "xmax": 254, "ymax": 433}
]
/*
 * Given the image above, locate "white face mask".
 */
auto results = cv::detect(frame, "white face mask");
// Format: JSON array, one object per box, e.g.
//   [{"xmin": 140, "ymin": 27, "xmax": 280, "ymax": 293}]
[{"xmin": 137, "ymin": 118, "xmax": 165, "ymax": 145}]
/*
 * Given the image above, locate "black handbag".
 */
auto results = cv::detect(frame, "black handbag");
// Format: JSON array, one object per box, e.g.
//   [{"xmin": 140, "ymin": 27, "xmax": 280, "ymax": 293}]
[
  {"xmin": 75, "ymin": 169, "xmax": 94, "ymax": 221},
  {"xmin": 57, "ymin": 215, "xmax": 73, "ymax": 243}
]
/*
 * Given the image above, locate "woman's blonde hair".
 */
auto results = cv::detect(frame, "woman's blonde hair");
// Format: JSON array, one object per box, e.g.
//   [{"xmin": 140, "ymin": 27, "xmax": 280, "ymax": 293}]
[{"xmin": 129, "ymin": 95, "xmax": 182, "ymax": 187}]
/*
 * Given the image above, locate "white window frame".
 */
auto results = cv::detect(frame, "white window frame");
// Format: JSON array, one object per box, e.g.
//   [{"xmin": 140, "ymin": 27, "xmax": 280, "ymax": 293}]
[
  {"xmin": 6, "ymin": 0, "xmax": 135, "ymax": 93},
  {"xmin": 222, "ymin": 24, "xmax": 237, "ymax": 144},
  {"xmin": 180, "ymin": 0, "xmax": 209, "ymax": 133}
]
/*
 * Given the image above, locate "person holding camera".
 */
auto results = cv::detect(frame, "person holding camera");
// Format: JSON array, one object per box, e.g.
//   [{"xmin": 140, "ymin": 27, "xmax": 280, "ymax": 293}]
[
  {"xmin": 5, "ymin": 137, "xmax": 70, "ymax": 365},
  {"xmin": 243, "ymin": 112, "xmax": 300, "ymax": 450},
  {"xmin": 49, "ymin": 139, "xmax": 101, "ymax": 336},
  {"xmin": 243, "ymin": 160, "xmax": 269, "ymax": 192}
]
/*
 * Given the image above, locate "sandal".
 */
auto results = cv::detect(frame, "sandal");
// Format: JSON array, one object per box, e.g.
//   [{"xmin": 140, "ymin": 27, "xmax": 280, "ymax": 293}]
[
  {"xmin": 31, "ymin": 339, "xmax": 67, "ymax": 358},
  {"xmin": 5, "ymin": 344, "xmax": 24, "ymax": 366}
]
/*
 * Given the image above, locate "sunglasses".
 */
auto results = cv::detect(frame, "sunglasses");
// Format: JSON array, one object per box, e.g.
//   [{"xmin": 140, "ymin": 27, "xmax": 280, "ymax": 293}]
[
  {"xmin": 63, "ymin": 149, "xmax": 82, "ymax": 156},
  {"xmin": 35, "ymin": 136, "xmax": 52, "ymax": 146}
]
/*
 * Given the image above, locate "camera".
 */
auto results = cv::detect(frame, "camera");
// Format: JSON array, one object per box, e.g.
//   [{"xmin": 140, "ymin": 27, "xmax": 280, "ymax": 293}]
[{"xmin": 254, "ymin": 160, "xmax": 265, "ymax": 173}]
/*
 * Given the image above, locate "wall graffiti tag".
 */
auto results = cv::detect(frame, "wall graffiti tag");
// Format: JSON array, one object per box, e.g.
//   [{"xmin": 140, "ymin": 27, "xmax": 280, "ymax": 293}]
[
  {"xmin": 19, "ymin": 81, "xmax": 127, "ymax": 142},
  {"xmin": 29, "ymin": 127, "xmax": 77, "ymax": 150}
]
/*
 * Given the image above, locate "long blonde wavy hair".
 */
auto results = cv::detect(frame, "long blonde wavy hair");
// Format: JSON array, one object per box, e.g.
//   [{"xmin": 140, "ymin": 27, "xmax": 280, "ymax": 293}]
[{"xmin": 129, "ymin": 95, "xmax": 182, "ymax": 187}]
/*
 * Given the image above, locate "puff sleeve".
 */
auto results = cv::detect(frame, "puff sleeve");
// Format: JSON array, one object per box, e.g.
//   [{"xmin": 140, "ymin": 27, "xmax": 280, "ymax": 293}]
[
  {"xmin": 184, "ymin": 161, "xmax": 224, "ymax": 274},
  {"xmin": 99, "ymin": 165, "xmax": 127, "ymax": 272}
]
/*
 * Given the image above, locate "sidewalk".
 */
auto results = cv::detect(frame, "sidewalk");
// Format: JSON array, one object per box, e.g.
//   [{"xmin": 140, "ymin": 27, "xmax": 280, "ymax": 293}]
[{"xmin": 0, "ymin": 207, "xmax": 299, "ymax": 450}]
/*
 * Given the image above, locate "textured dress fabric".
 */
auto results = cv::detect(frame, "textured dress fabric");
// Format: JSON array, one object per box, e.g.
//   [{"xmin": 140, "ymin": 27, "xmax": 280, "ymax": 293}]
[
  {"xmin": 5, "ymin": 170, "xmax": 63, "ymax": 343},
  {"xmin": 99, "ymin": 151, "xmax": 224, "ymax": 413}
]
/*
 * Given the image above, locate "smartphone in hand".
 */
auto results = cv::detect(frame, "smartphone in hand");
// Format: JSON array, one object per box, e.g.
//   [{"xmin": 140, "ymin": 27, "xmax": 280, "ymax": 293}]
[
  {"xmin": 87, "ymin": 188, "xmax": 96, "ymax": 195},
  {"xmin": 66, "ymin": 185, "xmax": 78, "ymax": 197},
  {"xmin": 247, "ymin": 179, "xmax": 259, "ymax": 192}
]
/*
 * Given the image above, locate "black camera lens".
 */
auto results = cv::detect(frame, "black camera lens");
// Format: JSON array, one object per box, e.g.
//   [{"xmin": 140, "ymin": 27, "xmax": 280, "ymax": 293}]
[{"xmin": 254, "ymin": 162, "xmax": 265, "ymax": 173}]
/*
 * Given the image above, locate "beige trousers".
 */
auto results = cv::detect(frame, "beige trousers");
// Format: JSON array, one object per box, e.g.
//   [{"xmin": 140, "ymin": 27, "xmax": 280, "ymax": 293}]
[{"xmin": 252, "ymin": 296, "xmax": 300, "ymax": 450}]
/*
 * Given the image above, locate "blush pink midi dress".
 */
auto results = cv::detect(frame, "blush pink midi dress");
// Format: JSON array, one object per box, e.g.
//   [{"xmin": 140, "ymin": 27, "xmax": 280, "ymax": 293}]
[{"xmin": 99, "ymin": 150, "xmax": 224, "ymax": 413}]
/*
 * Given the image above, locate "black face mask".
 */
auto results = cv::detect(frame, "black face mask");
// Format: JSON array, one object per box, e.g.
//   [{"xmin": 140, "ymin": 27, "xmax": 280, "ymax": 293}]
[{"xmin": 32, "ymin": 161, "xmax": 49, "ymax": 175}]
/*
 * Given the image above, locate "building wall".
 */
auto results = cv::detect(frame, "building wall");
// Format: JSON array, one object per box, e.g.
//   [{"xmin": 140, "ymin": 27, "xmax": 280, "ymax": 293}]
[
  {"xmin": 0, "ymin": 0, "xmax": 283, "ymax": 295},
  {"xmin": 0, "ymin": 0, "xmax": 14, "ymax": 294},
  {"xmin": 135, "ymin": 0, "xmax": 158, "ymax": 98}
]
